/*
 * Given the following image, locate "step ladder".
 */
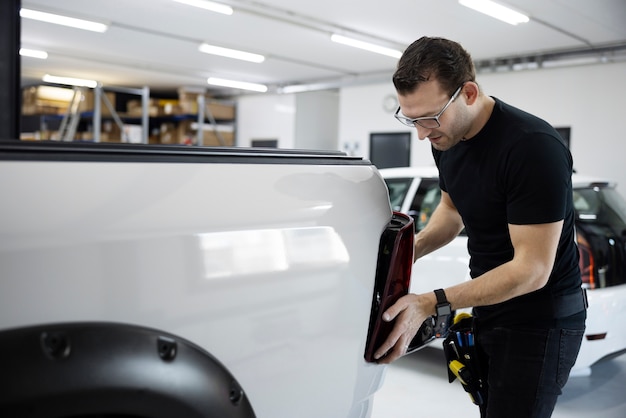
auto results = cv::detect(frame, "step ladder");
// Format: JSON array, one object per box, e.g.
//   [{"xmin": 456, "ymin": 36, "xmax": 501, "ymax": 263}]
[
  {"xmin": 57, "ymin": 87, "xmax": 85, "ymax": 141},
  {"xmin": 196, "ymin": 94, "xmax": 227, "ymax": 146}
]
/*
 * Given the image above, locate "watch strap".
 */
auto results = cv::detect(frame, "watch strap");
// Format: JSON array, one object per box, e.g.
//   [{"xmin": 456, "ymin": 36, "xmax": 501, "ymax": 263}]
[
  {"xmin": 434, "ymin": 288, "xmax": 447, "ymax": 305},
  {"xmin": 433, "ymin": 288, "xmax": 452, "ymax": 338}
]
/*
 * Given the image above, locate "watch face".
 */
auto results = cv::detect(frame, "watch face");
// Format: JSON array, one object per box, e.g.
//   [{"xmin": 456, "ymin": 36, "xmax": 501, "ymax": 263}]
[
  {"xmin": 437, "ymin": 304, "xmax": 452, "ymax": 316},
  {"xmin": 434, "ymin": 303, "xmax": 452, "ymax": 338}
]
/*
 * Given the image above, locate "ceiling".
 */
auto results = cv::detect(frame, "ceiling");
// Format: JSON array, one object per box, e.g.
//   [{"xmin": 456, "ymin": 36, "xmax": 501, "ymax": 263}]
[{"xmin": 19, "ymin": 0, "xmax": 626, "ymax": 97}]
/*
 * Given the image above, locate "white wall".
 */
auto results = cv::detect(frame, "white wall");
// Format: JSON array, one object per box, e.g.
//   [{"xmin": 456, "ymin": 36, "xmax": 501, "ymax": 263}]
[
  {"xmin": 337, "ymin": 82, "xmax": 434, "ymax": 166},
  {"xmin": 237, "ymin": 94, "xmax": 296, "ymax": 148},
  {"xmin": 237, "ymin": 90, "xmax": 339, "ymax": 150},
  {"xmin": 476, "ymin": 62, "xmax": 625, "ymax": 192},
  {"xmin": 294, "ymin": 90, "xmax": 339, "ymax": 151},
  {"xmin": 338, "ymin": 61, "xmax": 626, "ymax": 195},
  {"xmin": 236, "ymin": 61, "xmax": 626, "ymax": 194}
]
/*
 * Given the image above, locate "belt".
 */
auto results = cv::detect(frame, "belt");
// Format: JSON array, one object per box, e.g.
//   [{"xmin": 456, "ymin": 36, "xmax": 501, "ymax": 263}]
[{"xmin": 552, "ymin": 288, "xmax": 588, "ymax": 318}]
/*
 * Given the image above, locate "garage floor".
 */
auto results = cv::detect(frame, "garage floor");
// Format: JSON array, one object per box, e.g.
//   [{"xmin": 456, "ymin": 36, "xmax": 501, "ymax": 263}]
[{"xmin": 371, "ymin": 347, "xmax": 626, "ymax": 418}]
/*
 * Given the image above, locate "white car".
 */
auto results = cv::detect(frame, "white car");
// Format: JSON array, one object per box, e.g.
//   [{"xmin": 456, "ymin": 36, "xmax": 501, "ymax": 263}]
[
  {"xmin": 380, "ymin": 166, "xmax": 626, "ymax": 376},
  {"xmin": 0, "ymin": 141, "xmax": 412, "ymax": 417}
]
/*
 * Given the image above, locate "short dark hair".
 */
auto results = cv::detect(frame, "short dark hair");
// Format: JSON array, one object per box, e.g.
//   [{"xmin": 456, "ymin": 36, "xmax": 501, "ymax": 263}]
[{"xmin": 393, "ymin": 37, "xmax": 476, "ymax": 96}]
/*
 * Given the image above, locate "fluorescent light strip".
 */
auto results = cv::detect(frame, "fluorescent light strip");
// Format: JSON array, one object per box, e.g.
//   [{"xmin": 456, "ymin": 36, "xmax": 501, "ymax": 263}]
[
  {"xmin": 330, "ymin": 34, "xmax": 402, "ymax": 59},
  {"xmin": 280, "ymin": 82, "xmax": 334, "ymax": 94},
  {"xmin": 20, "ymin": 8, "xmax": 108, "ymax": 32},
  {"xmin": 199, "ymin": 43, "xmax": 265, "ymax": 63},
  {"xmin": 43, "ymin": 74, "xmax": 98, "ymax": 88},
  {"xmin": 172, "ymin": 0, "xmax": 233, "ymax": 15},
  {"xmin": 20, "ymin": 48, "xmax": 48, "ymax": 59},
  {"xmin": 207, "ymin": 77, "xmax": 267, "ymax": 93},
  {"xmin": 459, "ymin": 0, "xmax": 529, "ymax": 25}
]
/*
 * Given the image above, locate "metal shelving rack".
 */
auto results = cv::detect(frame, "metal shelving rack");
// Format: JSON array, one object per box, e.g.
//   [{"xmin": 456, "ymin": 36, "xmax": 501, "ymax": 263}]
[
  {"xmin": 26, "ymin": 84, "xmax": 236, "ymax": 146},
  {"xmin": 195, "ymin": 94, "xmax": 235, "ymax": 147},
  {"xmin": 93, "ymin": 84, "xmax": 150, "ymax": 144},
  {"xmin": 57, "ymin": 83, "xmax": 150, "ymax": 144}
]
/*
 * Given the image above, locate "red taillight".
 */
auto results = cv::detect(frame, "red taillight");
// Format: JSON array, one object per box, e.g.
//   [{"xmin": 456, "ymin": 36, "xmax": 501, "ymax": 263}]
[
  {"xmin": 586, "ymin": 333, "xmax": 607, "ymax": 341},
  {"xmin": 577, "ymin": 231, "xmax": 596, "ymax": 289},
  {"xmin": 364, "ymin": 212, "xmax": 418, "ymax": 363}
]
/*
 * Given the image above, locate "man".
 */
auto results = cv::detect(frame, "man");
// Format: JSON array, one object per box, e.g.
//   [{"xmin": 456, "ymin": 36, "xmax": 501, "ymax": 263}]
[{"xmin": 373, "ymin": 37, "xmax": 587, "ymax": 418}]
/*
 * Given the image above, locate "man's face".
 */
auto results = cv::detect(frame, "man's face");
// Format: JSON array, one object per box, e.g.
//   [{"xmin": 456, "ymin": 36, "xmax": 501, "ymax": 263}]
[{"xmin": 396, "ymin": 80, "xmax": 469, "ymax": 151}]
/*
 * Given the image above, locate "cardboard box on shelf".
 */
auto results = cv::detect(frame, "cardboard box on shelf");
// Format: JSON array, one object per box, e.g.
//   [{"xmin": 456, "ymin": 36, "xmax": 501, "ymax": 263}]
[
  {"xmin": 21, "ymin": 86, "xmax": 117, "ymax": 116},
  {"xmin": 79, "ymin": 90, "xmax": 116, "ymax": 116},
  {"xmin": 177, "ymin": 98, "xmax": 198, "ymax": 115},
  {"xmin": 76, "ymin": 131, "xmax": 93, "ymax": 141},
  {"xmin": 177, "ymin": 87, "xmax": 203, "ymax": 114},
  {"xmin": 22, "ymin": 104, "xmax": 64, "ymax": 115},
  {"xmin": 22, "ymin": 86, "xmax": 72, "ymax": 115},
  {"xmin": 74, "ymin": 122, "xmax": 134, "ymax": 143},
  {"xmin": 176, "ymin": 119, "xmax": 195, "ymax": 145},
  {"xmin": 125, "ymin": 99, "xmax": 143, "ymax": 116},
  {"xmin": 126, "ymin": 98, "xmax": 172, "ymax": 117},
  {"xmin": 19, "ymin": 132, "xmax": 48, "ymax": 141},
  {"xmin": 207, "ymin": 101, "xmax": 235, "ymax": 120},
  {"xmin": 175, "ymin": 119, "xmax": 234, "ymax": 146},
  {"xmin": 176, "ymin": 88, "xmax": 235, "ymax": 120},
  {"xmin": 201, "ymin": 130, "xmax": 235, "ymax": 146},
  {"xmin": 159, "ymin": 123, "xmax": 177, "ymax": 144},
  {"xmin": 158, "ymin": 99, "xmax": 179, "ymax": 116},
  {"xmin": 100, "ymin": 120, "xmax": 122, "ymax": 142}
]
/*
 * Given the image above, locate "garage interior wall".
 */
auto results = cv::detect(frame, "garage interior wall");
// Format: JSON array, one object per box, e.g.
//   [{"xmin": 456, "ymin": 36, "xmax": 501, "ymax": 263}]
[
  {"xmin": 294, "ymin": 90, "xmax": 339, "ymax": 151},
  {"xmin": 237, "ymin": 90, "xmax": 338, "ymax": 150},
  {"xmin": 337, "ymin": 60, "xmax": 626, "ymax": 196},
  {"xmin": 237, "ymin": 94, "xmax": 296, "ymax": 148},
  {"xmin": 237, "ymin": 61, "xmax": 625, "ymax": 194}
]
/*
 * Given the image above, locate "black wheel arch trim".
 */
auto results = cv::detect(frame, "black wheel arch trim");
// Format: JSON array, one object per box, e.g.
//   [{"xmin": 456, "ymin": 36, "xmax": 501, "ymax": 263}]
[{"xmin": 0, "ymin": 321, "xmax": 256, "ymax": 418}]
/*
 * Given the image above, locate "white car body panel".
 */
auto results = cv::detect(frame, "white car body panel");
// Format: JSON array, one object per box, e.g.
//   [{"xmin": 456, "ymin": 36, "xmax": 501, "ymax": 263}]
[
  {"xmin": 0, "ymin": 153, "xmax": 393, "ymax": 418},
  {"xmin": 574, "ymin": 284, "xmax": 626, "ymax": 375},
  {"xmin": 380, "ymin": 166, "xmax": 626, "ymax": 375}
]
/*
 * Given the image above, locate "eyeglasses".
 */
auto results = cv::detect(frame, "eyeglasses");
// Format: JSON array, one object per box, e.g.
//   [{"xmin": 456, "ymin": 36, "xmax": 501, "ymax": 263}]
[{"xmin": 394, "ymin": 85, "xmax": 464, "ymax": 129}]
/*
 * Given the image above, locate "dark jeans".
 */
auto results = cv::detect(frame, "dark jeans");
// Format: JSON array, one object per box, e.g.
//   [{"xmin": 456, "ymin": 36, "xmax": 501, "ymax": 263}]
[{"xmin": 474, "ymin": 319, "xmax": 584, "ymax": 418}]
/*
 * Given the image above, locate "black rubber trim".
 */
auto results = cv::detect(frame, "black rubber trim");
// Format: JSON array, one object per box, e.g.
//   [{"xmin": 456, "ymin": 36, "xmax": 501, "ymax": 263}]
[{"xmin": 0, "ymin": 141, "xmax": 372, "ymax": 166}]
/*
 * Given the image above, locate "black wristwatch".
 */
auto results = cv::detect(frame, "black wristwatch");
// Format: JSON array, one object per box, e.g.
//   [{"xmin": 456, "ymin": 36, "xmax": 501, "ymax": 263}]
[{"xmin": 433, "ymin": 288, "xmax": 452, "ymax": 338}]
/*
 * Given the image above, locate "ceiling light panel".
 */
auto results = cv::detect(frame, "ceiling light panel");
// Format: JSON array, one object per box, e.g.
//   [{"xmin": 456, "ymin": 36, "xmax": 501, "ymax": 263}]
[
  {"xmin": 20, "ymin": 48, "xmax": 48, "ymax": 59},
  {"xmin": 207, "ymin": 77, "xmax": 268, "ymax": 92},
  {"xmin": 458, "ymin": 0, "xmax": 529, "ymax": 25},
  {"xmin": 20, "ymin": 8, "xmax": 108, "ymax": 32},
  {"xmin": 42, "ymin": 74, "xmax": 98, "ymax": 88},
  {"xmin": 330, "ymin": 34, "xmax": 402, "ymax": 59},
  {"xmin": 172, "ymin": 0, "xmax": 233, "ymax": 15},
  {"xmin": 199, "ymin": 43, "xmax": 265, "ymax": 63}
]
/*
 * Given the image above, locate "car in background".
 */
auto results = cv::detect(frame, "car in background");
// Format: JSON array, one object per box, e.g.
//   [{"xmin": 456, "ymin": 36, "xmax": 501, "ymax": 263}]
[{"xmin": 380, "ymin": 166, "xmax": 626, "ymax": 376}]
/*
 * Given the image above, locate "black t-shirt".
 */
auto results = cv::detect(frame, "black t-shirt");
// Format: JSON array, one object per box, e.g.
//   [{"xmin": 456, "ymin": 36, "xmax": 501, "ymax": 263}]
[{"xmin": 433, "ymin": 97, "xmax": 581, "ymax": 326}]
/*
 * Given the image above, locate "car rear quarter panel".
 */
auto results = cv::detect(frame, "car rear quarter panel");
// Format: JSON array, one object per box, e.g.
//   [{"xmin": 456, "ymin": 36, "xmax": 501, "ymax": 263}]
[{"xmin": 0, "ymin": 158, "xmax": 391, "ymax": 418}]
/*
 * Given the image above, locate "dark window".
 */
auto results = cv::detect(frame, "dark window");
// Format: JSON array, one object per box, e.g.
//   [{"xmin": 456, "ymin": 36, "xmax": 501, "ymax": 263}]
[
  {"xmin": 410, "ymin": 179, "xmax": 441, "ymax": 232},
  {"xmin": 369, "ymin": 132, "xmax": 410, "ymax": 169},
  {"xmin": 383, "ymin": 177, "xmax": 456, "ymax": 234},
  {"xmin": 574, "ymin": 187, "xmax": 626, "ymax": 227},
  {"xmin": 251, "ymin": 139, "xmax": 278, "ymax": 148},
  {"xmin": 574, "ymin": 186, "xmax": 626, "ymax": 288},
  {"xmin": 384, "ymin": 177, "xmax": 413, "ymax": 211}
]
